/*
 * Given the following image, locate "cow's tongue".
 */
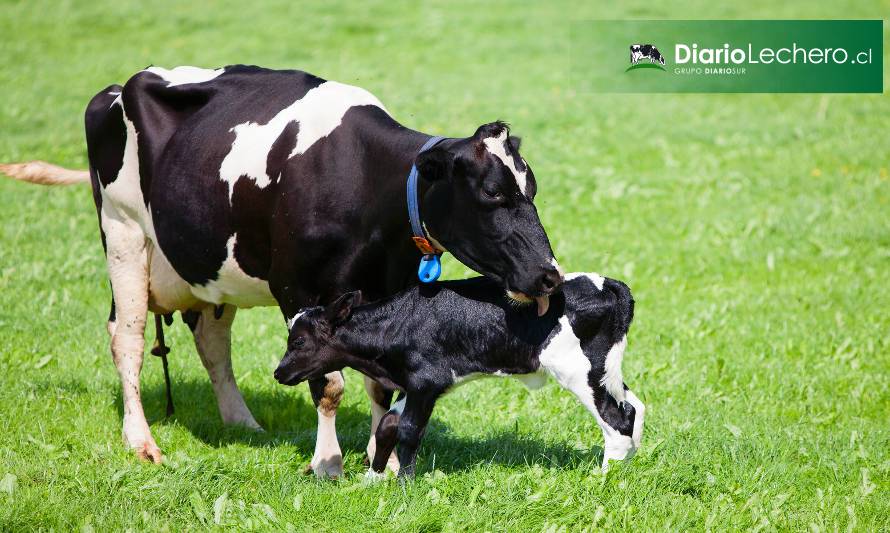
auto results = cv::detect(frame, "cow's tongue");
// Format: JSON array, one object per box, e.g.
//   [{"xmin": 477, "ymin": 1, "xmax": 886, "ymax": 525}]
[{"xmin": 536, "ymin": 295, "xmax": 550, "ymax": 317}]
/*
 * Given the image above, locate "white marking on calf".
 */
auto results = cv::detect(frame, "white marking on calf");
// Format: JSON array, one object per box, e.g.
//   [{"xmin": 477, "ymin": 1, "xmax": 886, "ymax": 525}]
[
  {"xmin": 566, "ymin": 271, "xmax": 605, "ymax": 290},
  {"xmin": 219, "ymin": 81, "xmax": 388, "ymax": 200},
  {"xmin": 144, "ymin": 66, "xmax": 225, "ymax": 87},
  {"xmin": 601, "ymin": 335, "xmax": 627, "ymax": 404},
  {"xmin": 390, "ymin": 395, "xmax": 407, "ymax": 416},
  {"xmin": 483, "ymin": 130, "xmax": 527, "ymax": 196},
  {"xmin": 287, "ymin": 310, "xmax": 307, "ymax": 329},
  {"xmin": 539, "ymin": 316, "xmax": 636, "ymax": 471},
  {"xmin": 310, "ymin": 371, "xmax": 345, "ymax": 478}
]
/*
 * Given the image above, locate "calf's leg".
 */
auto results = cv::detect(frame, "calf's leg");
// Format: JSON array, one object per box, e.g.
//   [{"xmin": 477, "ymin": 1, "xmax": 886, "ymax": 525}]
[
  {"xmin": 394, "ymin": 394, "xmax": 436, "ymax": 479},
  {"xmin": 364, "ymin": 376, "xmax": 400, "ymax": 473},
  {"xmin": 366, "ymin": 393, "xmax": 405, "ymax": 479},
  {"xmin": 190, "ymin": 304, "xmax": 261, "ymax": 429},
  {"xmin": 307, "ymin": 372, "xmax": 345, "ymax": 478},
  {"xmin": 541, "ymin": 338, "xmax": 644, "ymax": 472},
  {"xmin": 103, "ymin": 214, "xmax": 160, "ymax": 463}
]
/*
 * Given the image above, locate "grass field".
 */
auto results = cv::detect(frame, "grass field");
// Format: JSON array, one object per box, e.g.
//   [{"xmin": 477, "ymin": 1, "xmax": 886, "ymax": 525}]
[{"xmin": 1, "ymin": 1, "xmax": 888, "ymax": 530}]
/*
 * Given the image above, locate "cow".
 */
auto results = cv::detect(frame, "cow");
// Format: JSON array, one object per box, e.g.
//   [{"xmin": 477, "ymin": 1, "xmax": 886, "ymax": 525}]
[
  {"xmin": 0, "ymin": 65, "xmax": 564, "ymax": 477},
  {"xmin": 630, "ymin": 44, "xmax": 666, "ymax": 65},
  {"xmin": 273, "ymin": 272, "xmax": 645, "ymax": 479}
]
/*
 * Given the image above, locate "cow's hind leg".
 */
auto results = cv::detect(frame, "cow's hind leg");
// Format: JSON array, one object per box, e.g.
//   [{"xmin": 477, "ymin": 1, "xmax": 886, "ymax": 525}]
[
  {"xmin": 364, "ymin": 376, "xmax": 400, "ymax": 473},
  {"xmin": 104, "ymin": 214, "xmax": 161, "ymax": 463},
  {"xmin": 307, "ymin": 372, "xmax": 345, "ymax": 478},
  {"xmin": 541, "ymin": 342, "xmax": 644, "ymax": 472},
  {"xmin": 189, "ymin": 304, "xmax": 261, "ymax": 429}
]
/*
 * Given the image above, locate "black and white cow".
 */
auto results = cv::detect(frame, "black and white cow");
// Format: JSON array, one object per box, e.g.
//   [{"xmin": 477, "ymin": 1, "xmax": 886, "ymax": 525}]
[
  {"xmin": 0, "ymin": 65, "xmax": 564, "ymax": 476},
  {"xmin": 630, "ymin": 44, "xmax": 666, "ymax": 65},
  {"xmin": 274, "ymin": 273, "xmax": 645, "ymax": 479}
]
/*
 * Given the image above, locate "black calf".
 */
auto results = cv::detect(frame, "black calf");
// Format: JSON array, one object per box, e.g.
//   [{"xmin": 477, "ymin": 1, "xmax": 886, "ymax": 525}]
[{"xmin": 274, "ymin": 273, "xmax": 645, "ymax": 478}]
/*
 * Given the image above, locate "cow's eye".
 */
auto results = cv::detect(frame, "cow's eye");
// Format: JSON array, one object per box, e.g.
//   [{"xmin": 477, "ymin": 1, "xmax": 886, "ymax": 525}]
[
  {"xmin": 292, "ymin": 337, "xmax": 306, "ymax": 348},
  {"xmin": 482, "ymin": 184, "xmax": 504, "ymax": 202}
]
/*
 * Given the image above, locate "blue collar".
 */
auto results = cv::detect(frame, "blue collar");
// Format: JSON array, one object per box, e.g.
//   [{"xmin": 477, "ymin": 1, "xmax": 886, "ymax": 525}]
[{"xmin": 407, "ymin": 135, "xmax": 446, "ymax": 283}]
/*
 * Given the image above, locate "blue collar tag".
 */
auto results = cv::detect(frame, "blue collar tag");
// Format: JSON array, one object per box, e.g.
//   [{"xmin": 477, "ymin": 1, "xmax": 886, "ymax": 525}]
[
  {"xmin": 407, "ymin": 136, "xmax": 446, "ymax": 283},
  {"xmin": 418, "ymin": 254, "xmax": 442, "ymax": 283}
]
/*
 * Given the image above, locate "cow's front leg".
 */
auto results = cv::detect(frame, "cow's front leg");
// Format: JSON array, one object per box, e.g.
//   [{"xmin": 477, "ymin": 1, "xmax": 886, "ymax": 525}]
[
  {"xmin": 395, "ymin": 394, "xmax": 436, "ymax": 480},
  {"xmin": 189, "ymin": 304, "xmax": 261, "ymax": 430},
  {"xmin": 104, "ymin": 214, "xmax": 161, "ymax": 463},
  {"xmin": 307, "ymin": 371, "xmax": 345, "ymax": 478},
  {"xmin": 363, "ymin": 376, "xmax": 400, "ymax": 473}
]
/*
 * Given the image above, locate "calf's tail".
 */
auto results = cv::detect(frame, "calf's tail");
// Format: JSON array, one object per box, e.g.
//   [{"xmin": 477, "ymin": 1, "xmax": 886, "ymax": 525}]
[{"xmin": 0, "ymin": 161, "xmax": 89, "ymax": 186}]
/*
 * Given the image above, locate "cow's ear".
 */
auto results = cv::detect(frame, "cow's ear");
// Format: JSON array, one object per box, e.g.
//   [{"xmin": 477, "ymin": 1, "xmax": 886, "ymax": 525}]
[
  {"xmin": 415, "ymin": 146, "xmax": 454, "ymax": 182},
  {"xmin": 324, "ymin": 290, "xmax": 362, "ymax": 326}
]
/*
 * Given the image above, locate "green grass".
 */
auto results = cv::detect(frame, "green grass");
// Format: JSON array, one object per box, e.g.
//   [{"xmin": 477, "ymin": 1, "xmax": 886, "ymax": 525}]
[{"xmin": 1, "ymin": 1, "xmax": 888, "ymax": 530}]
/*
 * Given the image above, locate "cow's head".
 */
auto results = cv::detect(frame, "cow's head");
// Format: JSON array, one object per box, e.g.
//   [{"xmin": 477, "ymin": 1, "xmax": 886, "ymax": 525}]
[{"xmin": 416, "ymin": 122, "xmax": 563, "ymax": 314}]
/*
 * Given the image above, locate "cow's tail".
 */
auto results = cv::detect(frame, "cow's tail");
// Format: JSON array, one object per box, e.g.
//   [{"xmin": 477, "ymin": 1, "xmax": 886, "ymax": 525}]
[{"xmin": 0, "ymin": 161, "xmax": 90, "ymax": 186}]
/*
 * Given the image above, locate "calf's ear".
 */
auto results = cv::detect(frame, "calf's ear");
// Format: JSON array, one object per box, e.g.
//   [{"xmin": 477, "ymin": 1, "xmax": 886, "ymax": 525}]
[
  {"xmin": 415, "ymin": 146, "xmax": 453, "ymax": 182},
  {"xmin": 325, "ymin": 290, "xmax": 362, "ymax": 326}
]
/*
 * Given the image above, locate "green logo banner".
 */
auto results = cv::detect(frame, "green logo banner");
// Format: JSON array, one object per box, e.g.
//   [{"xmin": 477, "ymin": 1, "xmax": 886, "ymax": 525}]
[{"xmin": 571, "ymin": 20, "xmax": 884, "ymax": 93}]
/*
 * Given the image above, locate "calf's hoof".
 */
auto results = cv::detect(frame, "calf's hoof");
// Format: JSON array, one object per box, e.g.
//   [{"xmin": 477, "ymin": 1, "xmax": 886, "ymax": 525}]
[
  {"xmin": 304, "ymin": 454, "xmax": 343, "ymax": 479},
  {"xmin": 363, "ymin": 468, "xmax": 389, "ymax": 484}
]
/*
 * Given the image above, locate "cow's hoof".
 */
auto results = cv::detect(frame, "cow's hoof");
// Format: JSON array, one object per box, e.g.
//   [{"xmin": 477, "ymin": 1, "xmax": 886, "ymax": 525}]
[
  {"xmin": 135, "ymin": 442, "xmax": 163, "ymax": 464},
  {"xmin": 305, "ymin": 454, "xmax": 343, "ymax": 479}
]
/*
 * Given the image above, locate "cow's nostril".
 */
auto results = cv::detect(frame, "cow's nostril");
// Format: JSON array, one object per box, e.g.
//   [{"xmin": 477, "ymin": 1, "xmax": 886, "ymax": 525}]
[{"xmin": 538, "ymin": 268, "xmax": 563, "ymax": 294}]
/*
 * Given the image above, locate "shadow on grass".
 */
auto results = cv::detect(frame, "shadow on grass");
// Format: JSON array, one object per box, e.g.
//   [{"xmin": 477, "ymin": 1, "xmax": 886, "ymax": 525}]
[{"xmin": 131, "ymin": 379, "xmax": 602, "ymax": 473}]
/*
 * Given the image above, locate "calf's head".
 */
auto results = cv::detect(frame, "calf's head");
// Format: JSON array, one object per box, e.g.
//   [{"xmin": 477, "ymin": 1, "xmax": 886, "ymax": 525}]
[
  {"xmin": 273, "ymin": 292, "xmax": 361, "ymax": 386},
  {"xmin": 417, "ymin": 122, "xmax": 563, "ymax": 313}
]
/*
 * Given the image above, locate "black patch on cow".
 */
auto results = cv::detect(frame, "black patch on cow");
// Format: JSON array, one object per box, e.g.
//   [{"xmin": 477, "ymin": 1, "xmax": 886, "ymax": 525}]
[
  {"xmin": 85, "ymin": 85, "xmax": 126, "ymax": 188},
  {"xmin": 267, "ymin": 121, "xmax": 300, "ymax": 184}
]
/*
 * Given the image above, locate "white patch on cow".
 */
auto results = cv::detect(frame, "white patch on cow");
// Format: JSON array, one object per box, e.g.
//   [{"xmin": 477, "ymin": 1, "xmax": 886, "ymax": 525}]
[
  {"xmin": 483, "ymin": 130, "xmax": 527, "ymax": 196},
  {"xmin": 539, "ymin": 316, "xmax": 635, "ymax": 472},
  {"xmin": 566, "ymin": 271, "xmax": 605, "ymax": 290},
  {"xmin": 601, "ymin": 335, "xmax": 627, "ymax": 403},
  {"xmin": 219, "ymin": 81, "xmax": 388, "ymax": 200},
  {"xmin": 190, "ymin": 236, "xmax": 275, "ymax": 308},
  {"xmin": 101, "ymin": 100, "xmax": 150, "ymax": 227},
  {"xmin": 286, "ymin": 310, "xmax": 307, "ymax": 329},
  {"xmin": 144, "ymin": 65, "xmax": 225, "ymax": 87}
]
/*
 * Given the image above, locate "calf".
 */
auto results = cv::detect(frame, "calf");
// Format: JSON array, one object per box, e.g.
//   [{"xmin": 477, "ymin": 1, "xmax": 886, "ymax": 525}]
[{"xmin": 274, "ymin": 273, "xmax": 645, "ymax": 478}]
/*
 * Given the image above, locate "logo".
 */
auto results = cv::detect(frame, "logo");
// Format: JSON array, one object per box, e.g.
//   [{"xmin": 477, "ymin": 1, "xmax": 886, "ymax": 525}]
[{"xmin": 627, "ymin": 43, "xmax": 666, "ymax": 72}]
